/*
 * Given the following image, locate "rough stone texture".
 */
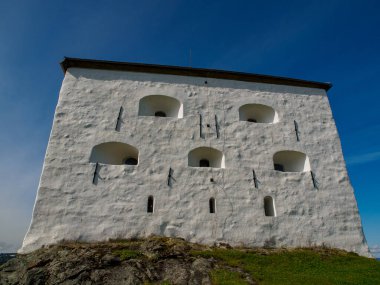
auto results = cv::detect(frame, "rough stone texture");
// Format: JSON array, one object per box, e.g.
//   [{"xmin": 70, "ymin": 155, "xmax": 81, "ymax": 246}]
[
  {"xmin": 20, "ymin": 67, "xmax": 370, "ymax": 257},
  {"xmin": 1, "ymin": 237, "xmax": 225, "ymax": 285}
]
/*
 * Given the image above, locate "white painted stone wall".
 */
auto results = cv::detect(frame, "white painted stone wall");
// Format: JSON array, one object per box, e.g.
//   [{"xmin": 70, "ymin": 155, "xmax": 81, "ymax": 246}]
[{"xmin": 20, "ymin": 67, "xmax": 371, "ymax": 257}]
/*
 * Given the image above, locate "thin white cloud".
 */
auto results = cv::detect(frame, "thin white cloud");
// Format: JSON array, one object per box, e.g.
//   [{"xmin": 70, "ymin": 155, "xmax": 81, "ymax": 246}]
[
  {"xmin": 346, "ymin": 151, "xmax": 380, "ymax": 166},
  {"xmin": 370, "ymin": 244, "xmax": 380, "ymax": 252},
  {"xmin": 369, "ymin": 245, "xmax": 380, "ymax": 258}
]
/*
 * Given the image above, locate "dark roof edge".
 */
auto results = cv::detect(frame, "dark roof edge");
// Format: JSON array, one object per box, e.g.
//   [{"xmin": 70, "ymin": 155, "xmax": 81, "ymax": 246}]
[{"xmin": 60, "ymin": 57, "xmax": 332, "ymax": 91}]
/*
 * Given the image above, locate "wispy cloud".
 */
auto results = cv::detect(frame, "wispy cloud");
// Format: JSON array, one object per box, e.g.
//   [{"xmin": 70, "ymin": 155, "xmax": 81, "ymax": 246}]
[
  {"xmin": 346, "ymin": 151, "xmax": 380, "ymax": 166},
  {"xmin": 370, "ymin": 245, "xmax": 380, "ymax": 258}
]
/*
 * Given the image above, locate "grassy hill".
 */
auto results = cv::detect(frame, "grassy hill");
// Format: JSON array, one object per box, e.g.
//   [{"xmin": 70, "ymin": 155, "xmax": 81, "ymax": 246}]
[
  {"xmin": 1, "ymin": 237, "xmax": 379, "ymax": 284},
  {"xmin": 191, "ymin": 247, "xmax": 380, "ymax": 285}
]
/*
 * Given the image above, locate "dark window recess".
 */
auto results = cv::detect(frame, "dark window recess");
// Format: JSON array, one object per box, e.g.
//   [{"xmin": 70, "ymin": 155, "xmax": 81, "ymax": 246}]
[
  {"xmin": 264, "ymin": 196, "xmax": 275, "ymax": 216},
  {"xmin": 247, "ymin": 118, "xmax": 257, "ymax": 122},
  {"xmin": 124, "ymin": 157, "xmax": 138, "ymax": 165},
  {"xmin": 274, "ymin": 164, "xmax": 284, "ymax": 172},
  {"xmin": 147, "ymin": 196, "xmax": 154, "ymax": 213},
  {"xmin": 199, "ymin": 159, "xmax": 210, "ymax": 167},
  {"xmin": 155, "ymin": 111, "xmax": 166, "ymax": 117},
  {"xmin": 209, "ymin": 198, "xmax": 215, "ymax": 213},
  {"xmin": 207, "ymin": 124, "xmax": 210, "ymax": 128}
]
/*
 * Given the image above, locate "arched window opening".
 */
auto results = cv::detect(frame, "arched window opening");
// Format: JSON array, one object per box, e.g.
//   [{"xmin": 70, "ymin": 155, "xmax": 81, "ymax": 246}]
[
  {"xmin": 209, "ymin": 198, "xmax": 216, "ymax": 213},
  {"xmin": 199, "ymin": 159, "xmax": 210, "ymax": 167},
  {"xmin": 89, "ymin": 142, "xmax": 138, "ymax": 165},
  {"xmin": 138, "ymin": 95, "xmax": 183, "ymax": 118},
  {"xmin": 147, "ymin": 196, "xmax": 154, "ymax": 213},
  {"xmin": 264, "ymin": 196, "xmax": 276, "ymax": 217},
  {"xmin": 154, "ymin": 111, "xmax": 166, "ymax": 117},
  {"xmin": 273, "ymin": 150, "xmax": 310, "ymax": 172},
  {"xmin": 188, "ymin": 147, "xmax": 225, "ymax": 168},
  {"xmin": 124, "ymin": 157, "xmax": 138, "ymax": 165},
  {"xmin": 239, "ymin": 104, "xmax": 278, "ymax": 123}
]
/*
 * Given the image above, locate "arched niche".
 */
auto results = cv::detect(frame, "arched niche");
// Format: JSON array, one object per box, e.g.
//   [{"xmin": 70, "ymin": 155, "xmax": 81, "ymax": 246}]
[
  {"xmin": 188, "ymin": 147, "xmax": 225, "ymax": 168},
  {"xmin": 138, "ymin": 95, "xmax": 183, "ymax": 118},
  {"xmin": 89, "ymin": 142, "xmax": 139, "ymax": 165},
  {"xmin": 273, "ymin": 150, "xmax": 310, "ymax": 172},
  {"xmin": 239, "ymin": 104, "xmax": 278, "ymax": 123},
  {"xmin": 264, "ymin": 196, "xmax": 276, "ymax": 217}
]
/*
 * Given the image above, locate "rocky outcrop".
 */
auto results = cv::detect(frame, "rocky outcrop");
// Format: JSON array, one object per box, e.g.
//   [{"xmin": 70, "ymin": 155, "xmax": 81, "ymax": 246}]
[{"xmin": 0, "ymin": 237, "xmax": 255, "ymax": 285}]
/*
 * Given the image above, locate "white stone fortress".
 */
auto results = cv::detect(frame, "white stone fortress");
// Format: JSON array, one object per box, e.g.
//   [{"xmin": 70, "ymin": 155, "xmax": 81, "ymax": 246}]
[{"xmin": 21, "ymin": 58, "xmax": 371, "ymax": 257}]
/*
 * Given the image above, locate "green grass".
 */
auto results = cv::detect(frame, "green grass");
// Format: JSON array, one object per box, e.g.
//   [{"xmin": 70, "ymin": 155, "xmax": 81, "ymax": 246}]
[
  {"xmin": 192, "ymin": 249, "xmax": 380, "ymax": 285},
  {"xmin": 113, "ymin": 249, "xmax": 141, "ymax": 260},
  {"xmin": 210, "ymin": 269, "xmax": 249, "ymax": 285}
]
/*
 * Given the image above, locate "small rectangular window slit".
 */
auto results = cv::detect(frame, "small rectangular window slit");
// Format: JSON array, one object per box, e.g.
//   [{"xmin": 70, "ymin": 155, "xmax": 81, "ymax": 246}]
[
  {"xmin": 252, "ymin": 169, "xmax": 259, "ymax": 188},
  {"xmin": 92, "ymin": 162, "xmax": 99, "ymax": 184},
  {"xmin": 168, "ymin": 167, "xmax": 174, "ymax": 186},
  {"xmin": 147, "ymin": 196, "xmax": 154, "ymax": 213},
  {"xmin": 115, "ymin": 106, "xmax": 123, "ymax": 131},
  {"xmin": 199, "ymin": 114, "xmax": 203, "ymax": 138},
  {"xmin": 294, "ymin": 120, "xmax": 300, "ymax": 142},
  {"xmin": 215, "ymin": 114, "xmax": 220, "ymax": 139},
  {"xmin": 311, "ymin": 171, "xmax": 319, "ymax": 189},
  {"xmin": 209, "ymin": 198, "xmax": 215, "ymax": 213}
]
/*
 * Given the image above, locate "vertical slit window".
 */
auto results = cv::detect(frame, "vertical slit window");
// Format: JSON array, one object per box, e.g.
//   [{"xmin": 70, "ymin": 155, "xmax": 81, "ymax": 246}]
[
  {"xmin": 209, "ymin": 198, "xmax": 215, "ymax": 213},
  {"xmin": 147, "ymin": 196, "xmax": 154, "ymax": 213},
  {"xmin": 199, "ymin": 114, "xmax": 203, "ymax": 138}
]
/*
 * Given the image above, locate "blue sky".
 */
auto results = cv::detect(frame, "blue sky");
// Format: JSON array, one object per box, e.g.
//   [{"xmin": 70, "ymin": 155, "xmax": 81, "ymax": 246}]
[{"xmin": 0, "ymin": 0, "xmax": 379, "ymax": 257}]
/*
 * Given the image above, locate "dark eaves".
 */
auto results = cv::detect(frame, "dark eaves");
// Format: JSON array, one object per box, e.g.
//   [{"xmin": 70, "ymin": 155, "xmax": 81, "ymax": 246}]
[{"xmin": 60, "ymin": 57, "xmax": 332, "ymax": 91}]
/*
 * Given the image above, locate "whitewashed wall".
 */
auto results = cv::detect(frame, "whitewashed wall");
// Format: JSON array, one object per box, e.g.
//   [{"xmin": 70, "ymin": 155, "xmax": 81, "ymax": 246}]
[{"xmin": 20, "ymin": 68, "xmax": 371, "ymax": 257}]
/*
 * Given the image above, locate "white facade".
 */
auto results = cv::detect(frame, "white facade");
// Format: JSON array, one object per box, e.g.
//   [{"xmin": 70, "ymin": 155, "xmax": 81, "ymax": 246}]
[{"xmin": 21, "ymin": 60, "xmax": 371, "ymax": 257}]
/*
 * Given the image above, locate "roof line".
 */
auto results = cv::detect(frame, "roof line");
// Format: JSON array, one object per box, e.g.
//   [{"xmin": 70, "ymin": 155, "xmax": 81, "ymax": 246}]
[{"xmin": 60, "ymin": 57, "xmax": 332, "ymax": 91}]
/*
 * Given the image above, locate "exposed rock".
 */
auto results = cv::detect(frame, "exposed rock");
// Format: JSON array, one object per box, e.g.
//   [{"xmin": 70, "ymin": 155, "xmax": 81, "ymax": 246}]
[
  {"xmin": 2, "ymin": 236, "xmax": 376, "ymax": 284},
  {"xmin": 0, "ymin": 237, "xmax": 223, "ymax": 285}
]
